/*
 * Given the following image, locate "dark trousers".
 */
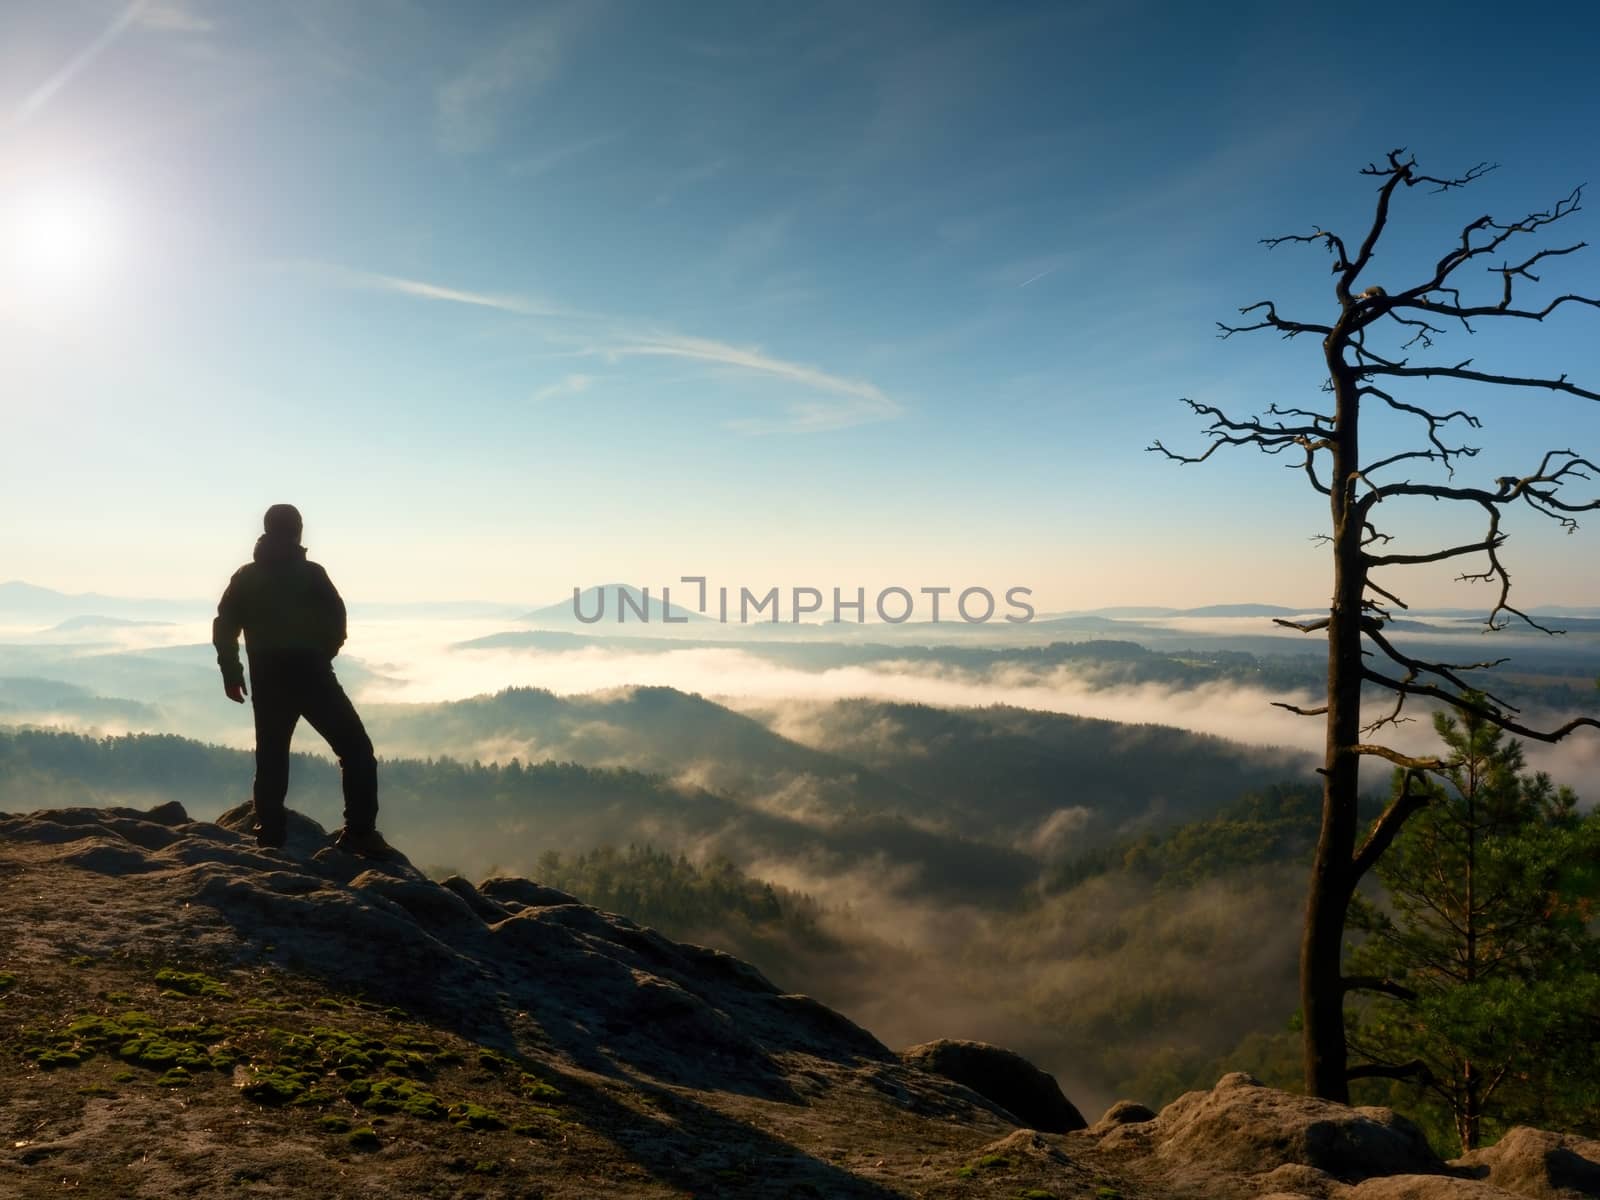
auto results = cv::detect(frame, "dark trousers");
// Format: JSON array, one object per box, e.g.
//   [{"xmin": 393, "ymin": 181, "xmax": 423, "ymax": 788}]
[{"xmin": 249, "ymin": 650, "xmax": 378, "ymax": 835}]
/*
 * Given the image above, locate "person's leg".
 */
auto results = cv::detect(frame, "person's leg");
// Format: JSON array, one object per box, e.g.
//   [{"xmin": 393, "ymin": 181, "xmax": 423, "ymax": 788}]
[
  {"xmin": 249, "ymin": 662, "xmax": 299, "ymax": 846},
  {"xmin": 299, "ymin": 661, "xmax": 379, "ymax": 835}
]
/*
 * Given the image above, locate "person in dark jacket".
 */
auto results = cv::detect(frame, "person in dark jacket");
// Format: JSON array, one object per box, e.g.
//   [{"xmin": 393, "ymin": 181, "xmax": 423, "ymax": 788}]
[{"xmin": 213, "ymin": 504, "xmax": 388, "ymax": 856}]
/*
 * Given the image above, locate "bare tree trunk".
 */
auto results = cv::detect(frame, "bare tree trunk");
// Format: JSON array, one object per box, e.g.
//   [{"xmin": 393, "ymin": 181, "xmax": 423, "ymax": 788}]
[
  {"xmin": 1153, "ymin": 150, "xmax": 1600, "ymax": 1105},
  {"xmin": 1302, "ymin": 357, "xmax": 1365, "ymax": 1102}
]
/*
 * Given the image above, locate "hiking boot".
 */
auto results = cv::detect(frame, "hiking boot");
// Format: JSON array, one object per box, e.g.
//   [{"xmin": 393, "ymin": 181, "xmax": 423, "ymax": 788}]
[
  {"xmin": 253, "ymin": 823, "xmax": 286, "ymax": 850},
  {"xmin": 332, "ymin": 826, "xmax": 393, "ymax": 858}
]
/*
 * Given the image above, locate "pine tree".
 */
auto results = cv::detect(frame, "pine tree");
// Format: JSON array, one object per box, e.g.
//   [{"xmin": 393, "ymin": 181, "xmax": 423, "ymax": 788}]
[{"xmin": 1347, "ymin": 707, "xmax": 1600, "ymax": 1152}]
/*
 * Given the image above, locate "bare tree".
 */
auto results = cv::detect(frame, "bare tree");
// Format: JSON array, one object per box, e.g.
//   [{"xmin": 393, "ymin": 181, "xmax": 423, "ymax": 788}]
[{"xmin": 1151, "ymin": 149, "xmax": 1600, "ymax": 1102}]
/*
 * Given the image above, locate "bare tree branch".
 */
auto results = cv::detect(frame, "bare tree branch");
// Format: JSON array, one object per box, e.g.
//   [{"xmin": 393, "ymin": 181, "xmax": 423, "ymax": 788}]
[
  {"xmin": 1352, "ymin": 769, "xmax": 1432, "ymax": 881},
  {"xmin": 1342, "ymin": 975, "xmax": 1419, "ymax": 1001},
  {"xmin": 1347, "ymin": 1060, "xmax": 1434, "ymax": 1084}
]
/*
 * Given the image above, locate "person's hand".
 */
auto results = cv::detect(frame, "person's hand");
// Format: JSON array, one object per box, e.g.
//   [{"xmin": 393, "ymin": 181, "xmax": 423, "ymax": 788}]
[{"xmin": 225, "ymin": 680, "xmax": 247, "ymax": 704}]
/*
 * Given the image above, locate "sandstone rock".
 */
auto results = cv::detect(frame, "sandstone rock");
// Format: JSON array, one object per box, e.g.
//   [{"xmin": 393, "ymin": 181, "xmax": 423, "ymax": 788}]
[
  {"xmin": 1347, "ymin": 1174, "xmax": 1524, "ymax": 1198},
  {"xmin": 1451, "ymin": 1127, "xmax": 1600, "ymax": 1199},
  {"xmin": 438, "ymin": 874, "xmax": 510, "ymax": 922},
  {"xmin": 56, "ymin": 838, "xmax": 160, "ymax": 875},
  {"xmin": 1254, "ymin": 1161, "xmax": 1345, "ymax": 1198},
  {"xmin": 349, "ymin": 871, "xmax": 481, "ymax": 929},
  {"xmin": 900, "ymin": 1039, "xmax": 1087, "ymax": 1133},
  {"xmin": 976, "ymin": 1127, "xmax": 1073, "ymax": 1166},
  {"xmin": 215, "ymin": 801, "xmax": 332, "ymax": 858},
  {"xmin": 478, "ymin": 875, "xmax": 580, "ymax": 909},
  {"xmin": 1135, "ymin": 1072, "xmax": 1440, "ymax": 1183},
  {"xmin": 1091, "ymin": 1098, "xmax": 1158, "ymax": 1134}
]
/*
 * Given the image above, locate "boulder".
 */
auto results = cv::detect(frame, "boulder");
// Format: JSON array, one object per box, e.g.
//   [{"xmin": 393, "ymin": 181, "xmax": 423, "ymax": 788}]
[
  {"xmin": 1091, "ymin": 1099, "xmax": 1157, "ymax": 1134},
  {"xmin": 1452, "ymin": 1127, "xmax": 1600, "ymax": 1200},
  {"xmin": 438, "ymin": 875, "xmax": 510, "ymax": 922},
  {"xmin": 478, "ymin": 876, "xmax": 581, "ymax": 909},
  {"xmin": 1121, "ymin": 1072, "xmax": 1441, "ymax": 1183},
  {"xmin": 900, "ymin": 1039, "xmax": 1086, "ymax": 1132}
]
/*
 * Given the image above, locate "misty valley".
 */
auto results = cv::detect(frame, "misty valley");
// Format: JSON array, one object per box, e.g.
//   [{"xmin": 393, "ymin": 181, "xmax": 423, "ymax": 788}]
[{"xmin": 5, "ymin": 592, "xmax": 1599, "ymax": 1148}]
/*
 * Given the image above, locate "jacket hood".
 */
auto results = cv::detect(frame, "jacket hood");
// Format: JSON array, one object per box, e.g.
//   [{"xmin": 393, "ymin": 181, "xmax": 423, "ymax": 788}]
[{"xmin": 253, "ymin": 534, "xmax": 308, "ymax": 565}]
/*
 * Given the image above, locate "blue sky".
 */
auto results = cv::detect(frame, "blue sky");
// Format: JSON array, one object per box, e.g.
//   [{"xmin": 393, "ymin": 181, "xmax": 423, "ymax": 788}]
[{"xmin": 4, "ymin": 0, "xmax": 1600, "ymax": 610}]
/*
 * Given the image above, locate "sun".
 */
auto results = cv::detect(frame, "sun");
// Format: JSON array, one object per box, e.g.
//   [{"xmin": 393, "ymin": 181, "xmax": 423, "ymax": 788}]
[{"xmin": 4, "ymin": 180, "xmax": 118, "ymax": 296}]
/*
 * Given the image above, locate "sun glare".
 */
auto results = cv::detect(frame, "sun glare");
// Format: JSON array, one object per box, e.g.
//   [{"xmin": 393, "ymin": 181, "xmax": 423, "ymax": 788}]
[{"xmin": 4, "ymin": 181, "xmax": 118, "ymax": 296}]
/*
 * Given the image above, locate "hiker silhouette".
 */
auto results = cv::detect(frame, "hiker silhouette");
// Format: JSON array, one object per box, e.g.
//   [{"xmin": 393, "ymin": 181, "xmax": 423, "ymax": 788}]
[{"xmin": 212, "ymin": 504, "xmax": 388, "ymax": 856}]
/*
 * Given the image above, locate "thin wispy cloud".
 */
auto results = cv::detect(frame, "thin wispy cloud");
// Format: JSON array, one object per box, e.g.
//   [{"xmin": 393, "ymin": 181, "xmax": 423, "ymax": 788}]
[
  {"xmin": 12, "ymin": 0, "xmax": 218, "ymax": 126},
  {"xmin": 304, "ymin": 262, "xmax": 902, "ymax": 435},
  {"xmin": 531, "ymin": 372, "xmax": 596, "ymax": 404},
  {"xmin": 14, "ymin": 0, "xmax": 146, "ymax": 125},
  {"xmin": 302, "ymin": 262, "xmax": 583, "ymax": 321},
  {"xmin": 650, "ymin": 159, "xmax": 726, "ymax": 208},
  {"xmin": 984, "ymin": 250, "xmax": 1073, "ymax": 291},
  {"xmin": 509, "ymin": 132, "xmax": 623, "ymax": 179},
  {"xmin": 435, "ymin": 4, "xmax": 594, "ymax": 154},
  {"xmin": 134, "ymin": 0, "xmax": 214, "ymax": 33},
  {"xmin": 615, "ymin": 333, "xmax": 904, "ymax": 433}
]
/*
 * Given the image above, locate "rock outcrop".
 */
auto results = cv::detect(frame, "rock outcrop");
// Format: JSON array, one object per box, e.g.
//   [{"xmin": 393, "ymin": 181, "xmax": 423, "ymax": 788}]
[
  {"xmin": 900, "ymin": 1038, "xmax": 1087, "ymax": 1132},
  {"xmin": 3, "ymin": 800, "xmax": 1595, "ymax": 1200},
  {"xmin": 1100, "ymin": 1072, "xmax": 1444, "ymax": 1188},
  {"xmin": 1451, "ymin": 1127, "xmax": 1600, "ymax": 1199}
]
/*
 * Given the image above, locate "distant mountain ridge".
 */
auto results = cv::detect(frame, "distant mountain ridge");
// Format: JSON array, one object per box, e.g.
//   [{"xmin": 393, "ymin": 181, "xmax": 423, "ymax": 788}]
[{"xmin": 520, "ymin": 583, "xmax": 711, "ymax": 626}]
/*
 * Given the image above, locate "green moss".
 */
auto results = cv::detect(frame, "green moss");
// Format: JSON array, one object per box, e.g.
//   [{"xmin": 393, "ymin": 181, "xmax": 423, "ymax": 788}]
[
  {"xmin": 449, "ymin": 1102, "xmax": 505, "ymax": 1130},
  {"xmin": 957, "ymin": 1154, "xmax": 1015, "ymax": 1179},
  {"xmin": 154, "ymin": 969, "xmax": 232, "ymax": 1000},
  {"xmin": 360, "ymin": 1078, "xmax": 447, "ymax": 1120},
  {"xmin": 1095, "ymin": 1187, "xmax": 1123, "ymax": 1200},
  {"xmin": 0, "ymin": 973, "xmax": 16, "ymax": 992},
  {"xmin": 346, "ymin": 1126, "xmax": 380, "ymax": 1150},
  {"xmin": 68, "ymin": 955, "xmax": 93, "ymax": 968},
  {"xmin": 35, "ymin": 1048, "xmax": 84, "ymax": 1069},
  {"xmin": 517, "ymin": 1073, "xmax": 562, "ymax": 1101},
  {"xmin": 471, "ymin": 1160, "xmax": 501, "ymax": 1176},
  {"xmin": 112, "ymin": 1070, "xmax": 136, "ymax": 1083},
  {"xmin": 155, "ymin": 1067, "xmax": 192, "ymax": 1087},
  {"xmin": 509, "ymin": 1122, "xmax": 544, "ymax": 1137},
  {"xmin": 240, "ymin": 1067, "xmax": 313, "ymax": 1105},
  {"xmin": 319, "ymin": 1115, "xmax": 351, "ymax": 1133},
  {"xmin": 118, "ymin": 1034, "xmax": 187, "ymax": 1069}
]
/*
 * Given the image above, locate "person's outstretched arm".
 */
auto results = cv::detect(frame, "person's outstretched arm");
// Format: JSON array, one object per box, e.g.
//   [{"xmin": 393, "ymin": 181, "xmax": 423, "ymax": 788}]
[{"xmin": 212, "ymin": 572, "xmax": 247, "ymax": 701}]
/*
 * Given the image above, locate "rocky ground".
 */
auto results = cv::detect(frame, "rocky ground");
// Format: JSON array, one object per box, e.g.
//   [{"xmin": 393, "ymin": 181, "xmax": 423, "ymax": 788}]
[{"xmin": 1, "ymin": 801, "xmax": 1596, "ymax": 1199}]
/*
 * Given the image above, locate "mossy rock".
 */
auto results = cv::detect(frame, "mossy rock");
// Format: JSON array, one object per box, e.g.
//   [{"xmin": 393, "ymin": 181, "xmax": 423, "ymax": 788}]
[
  {"xmin": 346, "ymin": 1127, "xmax": 380, "ymax": 1150},
  {"xmin": 517, "ymin": 1073, "xmax": 562, "ymax": 1101},
  {"xmin": 449, "ymin": 1102, "xmax": 505, "ymax": 1130},
  {"xmin": 240, "ymin": 1067, "xmax": 313, "ymax": 1105},
  {"xmin": 154, "ymin": 969, "xmax": 231, "ymax": 1000},
  {"xmin": 361, "ymin": 1078, "xmax": 447, "ymax": 1120},
  {"xmin": 319, "ymin": 1116, "xmax": 352, "ymax": 1134}
]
